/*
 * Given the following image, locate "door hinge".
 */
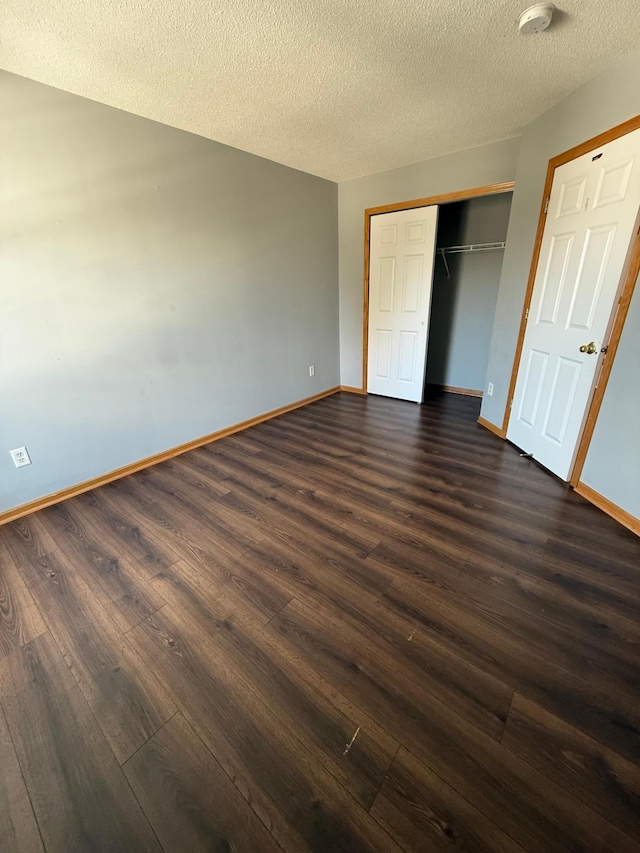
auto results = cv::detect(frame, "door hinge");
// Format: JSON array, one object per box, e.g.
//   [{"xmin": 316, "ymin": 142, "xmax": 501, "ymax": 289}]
[
  {"xmin": 544, "ymin": 197, "xmax": 549, "ymax": 214},
  {"xmin": 525, "ymin": 308, "xmax": 529, "ymax": 320}
]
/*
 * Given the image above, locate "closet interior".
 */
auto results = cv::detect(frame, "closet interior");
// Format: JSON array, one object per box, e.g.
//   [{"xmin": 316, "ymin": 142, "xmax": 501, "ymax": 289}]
[{"xmin": 424, "ymin": 192, "xmax": 513, "ymax": 400}]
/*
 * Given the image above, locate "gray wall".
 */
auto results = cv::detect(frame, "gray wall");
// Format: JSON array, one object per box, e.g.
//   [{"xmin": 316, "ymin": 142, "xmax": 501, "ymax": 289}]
[
  {"xmin": 580, "ymin": 277, "xmax": 640, "ymax": 517},
  {"xmin": 426, "ymin": 194, "xmax": 512, "ymax": 391},
  {"xmin": 480, "ymin": 47, "xmax": 640, "ymax": 519},
  {"xmin": 338, "ymin": 137, "xmax": 520, "ymax": 388},
  {"xmin": 0, "ymin": 72, "xmax": 339, "ymax": 514}
]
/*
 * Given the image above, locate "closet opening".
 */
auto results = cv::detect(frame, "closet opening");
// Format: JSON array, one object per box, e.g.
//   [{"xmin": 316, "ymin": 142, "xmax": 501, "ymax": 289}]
[
  {"xmin": 363, "ymin": 181, "xmax": 514, "ymax": 401},
  {"xmin": 423, "ymin": 192, "xmax": 513, "ymax": 402}
]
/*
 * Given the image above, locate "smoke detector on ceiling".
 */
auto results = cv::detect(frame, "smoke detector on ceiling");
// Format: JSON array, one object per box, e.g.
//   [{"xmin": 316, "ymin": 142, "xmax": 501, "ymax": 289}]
[{"xmin": 518, "ymin": 3, "xmax": 556, "ymax": 34}]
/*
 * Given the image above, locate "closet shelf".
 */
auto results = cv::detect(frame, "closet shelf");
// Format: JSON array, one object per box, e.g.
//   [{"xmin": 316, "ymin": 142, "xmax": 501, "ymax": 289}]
[
  {"xmin": 436, "ymin": 241, "xmax": 506, "ymax": 279},
  {"xmin": 438, "ymin": 241, "xmax": 506, "ymax": 254}
]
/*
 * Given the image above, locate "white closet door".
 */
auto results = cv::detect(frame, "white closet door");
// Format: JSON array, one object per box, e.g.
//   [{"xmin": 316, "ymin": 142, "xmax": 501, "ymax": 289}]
[
  {"xmin": 367, "ymin": 206, "xmax": 438, "ymax": 402},
  {"xmin": 507, "ymin": 127, "xmax": 640, "ymax": 480}
]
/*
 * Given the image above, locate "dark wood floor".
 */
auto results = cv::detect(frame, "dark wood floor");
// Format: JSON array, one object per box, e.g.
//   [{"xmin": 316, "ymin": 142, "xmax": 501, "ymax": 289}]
[{"xmin": 1, "ymin": 391, "xmax": 639, "ymax": 852}]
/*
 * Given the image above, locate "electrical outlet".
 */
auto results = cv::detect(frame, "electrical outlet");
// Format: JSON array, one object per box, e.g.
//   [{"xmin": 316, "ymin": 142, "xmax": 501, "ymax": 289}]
[
  {"xmin": 309, "ymin": 365, "xmax": 315, "ymax": 377},
  {"xmin": 487, "ymin": 382, "xmax": 494, "ymax": 396},
  {"xmin": 10, "ymin": 447, "xmax": 31, "ymax": 468}
]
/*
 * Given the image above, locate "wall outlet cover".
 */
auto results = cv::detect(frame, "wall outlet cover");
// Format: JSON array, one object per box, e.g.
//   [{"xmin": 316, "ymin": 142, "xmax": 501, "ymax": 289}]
[
  {"xmin": 309, "ymin": 365, "xmax": 315, "ymax": 376},
  {"xmin": 10, "ymin": 446, "xmax": 31, "ymax": 468},
  {"xmin": 487, "ymin": 382, "xmax": 494, "ymax": 396}
]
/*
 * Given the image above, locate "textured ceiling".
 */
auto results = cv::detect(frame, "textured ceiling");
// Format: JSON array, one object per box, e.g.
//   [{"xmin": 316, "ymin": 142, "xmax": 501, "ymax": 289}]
[{"xmin": 2, "ymin": 0, "xmax": 640, "ymax": 181}]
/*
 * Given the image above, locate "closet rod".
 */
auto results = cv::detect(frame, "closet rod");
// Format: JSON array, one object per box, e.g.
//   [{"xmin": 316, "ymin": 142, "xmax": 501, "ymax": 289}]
[
  {"xmin": 437, "ymin": 242, "xmax": 506, "ymax": 279},
  {"xmin": 439, "ymin": 241, "xmax": 506, "ymax": 254}
]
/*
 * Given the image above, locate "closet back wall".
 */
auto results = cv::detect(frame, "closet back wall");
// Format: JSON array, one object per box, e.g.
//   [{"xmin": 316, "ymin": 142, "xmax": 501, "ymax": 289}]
[
  {"xmin": 0, "ymin": 72, "xmax": 339, "ymax": 515},
  {"xmin": 425, "ymin": 194, "xmax": 512, "ymax": 393}
]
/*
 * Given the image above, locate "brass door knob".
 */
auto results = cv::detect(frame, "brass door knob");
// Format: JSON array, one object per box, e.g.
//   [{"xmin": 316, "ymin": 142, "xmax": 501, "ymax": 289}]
[{"xmin": 579, "ymin": 341, "xmax": 598, "ymax": 355}]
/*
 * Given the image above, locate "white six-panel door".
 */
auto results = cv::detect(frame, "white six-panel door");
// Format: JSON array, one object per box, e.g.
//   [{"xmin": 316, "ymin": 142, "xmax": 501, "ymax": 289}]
[
  {"xmin": 507, "ymin": 127, "xmax": 640, "ymax": 480},
  {"xmin": 367, "ymin": 206, "xmax": 438, "ymax": 402}
]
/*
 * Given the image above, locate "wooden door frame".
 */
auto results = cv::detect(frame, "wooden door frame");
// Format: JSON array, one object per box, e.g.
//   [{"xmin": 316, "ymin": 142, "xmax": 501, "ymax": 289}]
[
  {"xmin": 501, "ymin": 115, "xmax": 640, "ymax": 489},
  {"xmin": 361, "ymin": 181, "xmax": 515, "ymax": 393}
]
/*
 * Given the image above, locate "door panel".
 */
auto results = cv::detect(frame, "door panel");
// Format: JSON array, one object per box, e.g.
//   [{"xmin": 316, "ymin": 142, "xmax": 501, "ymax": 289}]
[
  {"xmin": 378, "ymin": 258, "xmax": 395, "ymax": 312},
  {"xmin": 557, "ymin": 175, "xmax": 587, "ymax": 218},
  {"xmin": 536, "ymin": 233, "xmax": 574, "ymax": 325},
  {"xmin": 398, "ymin": 331, "xmax": 418, "ymax": 382},
  {"xmin": 517, "ymin": 349, "xmax": 548, "ymax": 427},
  {"xmin": 367, "ymin": 206, "xmax": 438, "ymax": 402},
  {"xmin": 593, "ymin": 158, "xmax": 633, "ymax": 208},
  {"xmin": 402, "ymin": 256, "xmax": 423, "ymax": 313},
  {"xmin": 380, "ymin": 224, "xmax": 397, "ymax": 245},
  {"xmin": 566, "ymin": 225, "xmax": 616, "ymax": 329},
  {"xmin": 507, "ymin": 127, "xmax": 640, "ymax": 480},
  {"xmin": 375, "ymin": 330, "xmax": 393, "ymax": 379},
  {"xmin": 541, "ymin": 356, "xmax": 582, "ymax": 445}
]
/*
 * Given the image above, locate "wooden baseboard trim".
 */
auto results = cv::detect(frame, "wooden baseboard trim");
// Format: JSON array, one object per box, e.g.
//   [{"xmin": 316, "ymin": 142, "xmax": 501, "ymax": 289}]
[
  {"xmin": 0, "ymin": 386, "xmax": 341, "ymax": 527},
  {"xmin": 340, "ymin": 385, "xmax": 367, "ymax": 395},
  {"xmin": 477, "ymin": 416, "xmax": 506, "ymax": 439},
  {"xmin": 438, "ymin": 385, "xmax": 483, "ymax": 398},
  {"xmin": 574, "ymin": 482, "xmax": 640, "ymax": 536}
]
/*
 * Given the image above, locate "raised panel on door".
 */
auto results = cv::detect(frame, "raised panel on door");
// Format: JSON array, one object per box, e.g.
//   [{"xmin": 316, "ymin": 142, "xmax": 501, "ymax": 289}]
[
  {"xmin": 406, "ymin": 220, "xmax": 427, "ymax": 244},
  {"xmin": 507, "ymin": 126, "xmax": 640, "ymax": 479},
  {"xmin": 535, "ymin": 232, "xmax": 574, "ymax": 326},
  {"xmin": 379, "ymin": 224, "xmax": 398, "ymax": 246},
  {"xmin": 374, "ymin": 329, "xmax": 393, "ymax": 379},
  {"xmin": 377, "ymin": 258, "xmax": 396, "ymax": 313},
  {"xmin": 566, "ymin": 224, "xmax": 616, "ymax": 330},
  {"xmin": 556, "ymin": 174, "xmax": 588, "ymax": 219},
  {"xmin": 593, "ymin": 158, "xmax": 634, "ymax": 208},
  {"xmin": 402, "ymin": 256, "xmax": 423, "ymax": 314},
  {"xmin": 516, "ymin": 349, "xmax": 548, "ymax": 428},
  {"xmin": 540, "ymin": 356, "xmax": 582, "ymax": 446},
  {"xmin": 398, "ymin": 331, "xmax": 418, "ymax": 383}
]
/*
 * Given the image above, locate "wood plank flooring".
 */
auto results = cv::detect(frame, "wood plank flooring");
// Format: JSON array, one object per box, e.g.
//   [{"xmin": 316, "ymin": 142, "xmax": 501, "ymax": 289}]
[{"xmin": 1, "ymin": 390, "xmax": 639, "ymax": 852}]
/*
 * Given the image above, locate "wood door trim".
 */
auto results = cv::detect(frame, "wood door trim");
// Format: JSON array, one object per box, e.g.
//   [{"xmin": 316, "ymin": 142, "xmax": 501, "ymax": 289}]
[
  {"xmin": 575, "ymin": 482, "xmax": 640, "ymax": 536},
  {"xmin": 477, "ymin": 415, "xmax": 505, "ymax": 438},
  {"xmin": 501, "ymin": 114, "xmax": 640, "ymax": 440},
  {"xmin": 0, "ymin": 386, "xmax": 341, "ymax": 527},
  {"xmin": 362, "ymin": 181, "xmax": 515, "ymax": 392},
  {"xmin": 570, "ymin": 219, "xmax": 640, "ymax": 486},
  {"xmin": 362, "ymin": 210, "xmax": 372, "ymax": 392},
  {"xmin": 340, "ymin": 385, "xmax": 367, "ymax": 395},
  {"xmin": 364, "ymin": 182, "xmax": 515, "ymax": 218}
]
